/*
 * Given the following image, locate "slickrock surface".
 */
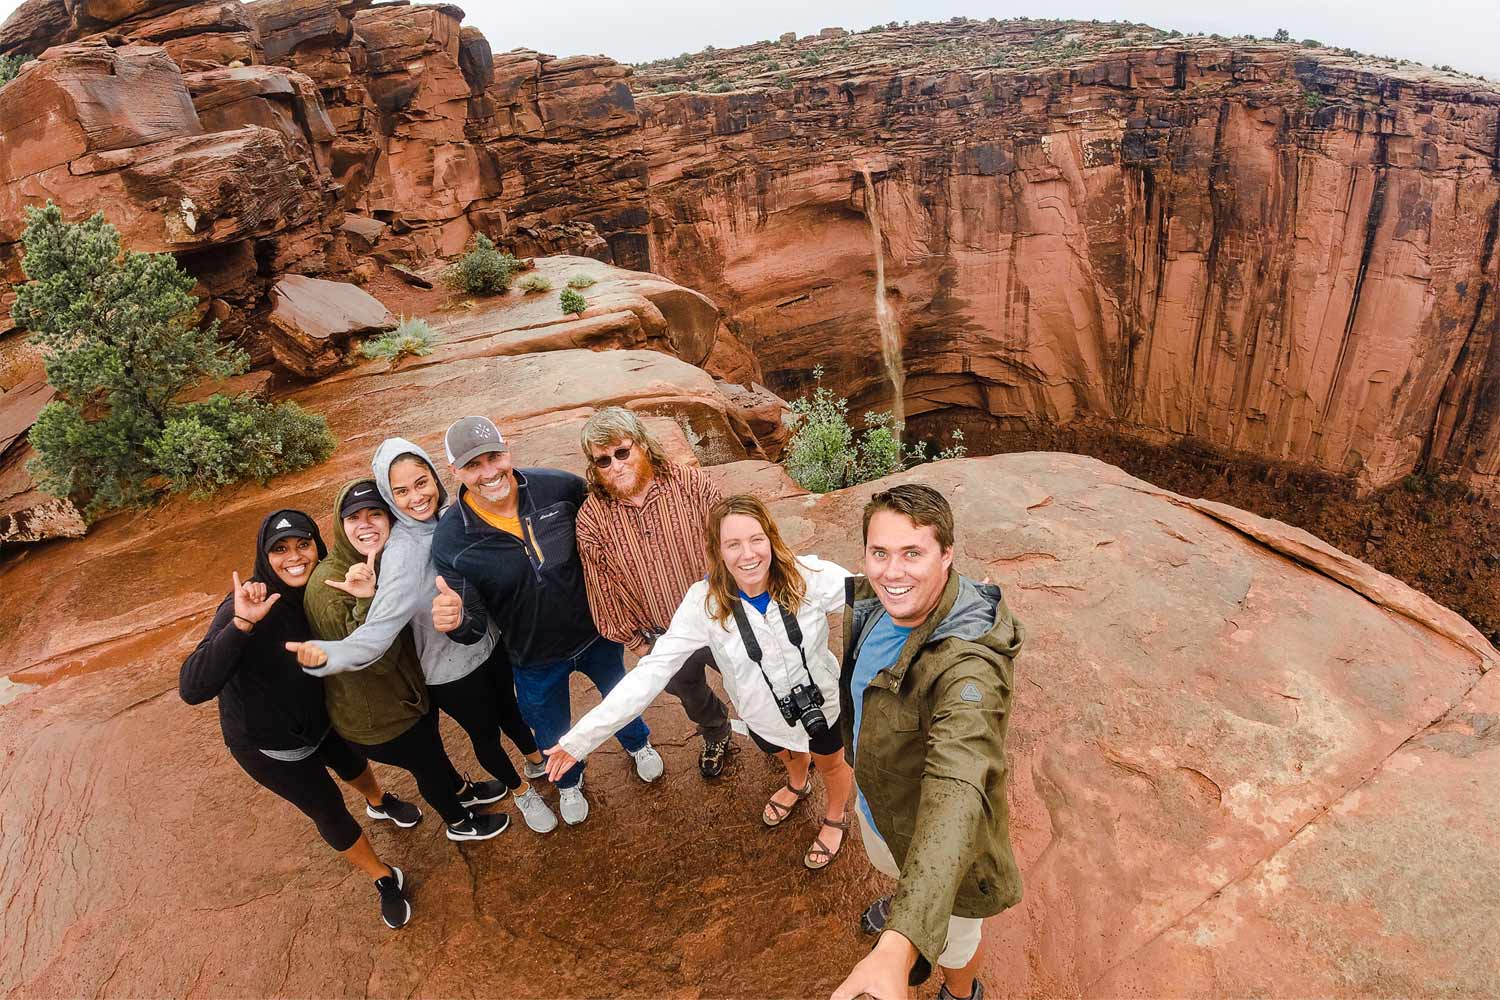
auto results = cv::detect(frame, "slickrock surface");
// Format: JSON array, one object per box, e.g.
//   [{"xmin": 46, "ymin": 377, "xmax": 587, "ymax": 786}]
[{"xmin": 2, "ymin": 451, "xmax": 1495, "ymax": 996}]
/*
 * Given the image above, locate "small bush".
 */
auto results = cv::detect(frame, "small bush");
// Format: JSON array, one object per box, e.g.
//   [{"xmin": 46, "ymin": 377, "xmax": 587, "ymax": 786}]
[
  {"xmin": 0, "ymin": 53, "xmax": 33, "ymax": 85},
  {"xmin": 560, "ymin": 288, "xmax": 588, "ymax": 315},
  {"xmin": 1303, "ymin": 90, "xmax": 1325, "ymax": 109},
  {"xmin": 783, "ymin": 367, "xmax": 966, "ymax": 494},
  {"xmin": 1272, "ymin": 28, "xmax": 1290, "ymax": 42},
  {"xmin": 518, "ymin": 274, "xmax": 553, "ymax": 294},
  {"xmin": 149, "ymin": 396, "xmax": 335, "ymax": 498},
  {"xmin": 442, "ymin": 233, "xmax": 520, "ymax": 295},
  {"xmin": 361, "ymin": 315, "xmax": 435, "ymax": 363},
  {"xmin": 566, "ymin": 273, "xmax": 597, "ymax": 289},
  {"xmin": 15, "ymin": 203, "xmax": 334, "ymax": 513}
]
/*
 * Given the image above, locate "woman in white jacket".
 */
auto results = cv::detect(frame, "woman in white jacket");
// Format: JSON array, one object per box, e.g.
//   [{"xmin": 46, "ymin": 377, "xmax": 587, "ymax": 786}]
[{"xmin": 545, "ymin": 494, "xmax": 856, "ymax": 869}]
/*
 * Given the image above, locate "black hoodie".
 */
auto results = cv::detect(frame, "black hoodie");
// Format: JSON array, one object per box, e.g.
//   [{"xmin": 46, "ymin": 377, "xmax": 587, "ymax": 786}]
[{"xmin": 179, "ymin": 510, "xmax": 334, "ymax": 752}]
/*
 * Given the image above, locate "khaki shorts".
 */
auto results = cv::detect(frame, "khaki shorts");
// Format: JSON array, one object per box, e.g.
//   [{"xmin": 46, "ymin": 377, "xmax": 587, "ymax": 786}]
[{"xmin": 856, "ymin": 808, "xmax": 984, "ymax": 969}]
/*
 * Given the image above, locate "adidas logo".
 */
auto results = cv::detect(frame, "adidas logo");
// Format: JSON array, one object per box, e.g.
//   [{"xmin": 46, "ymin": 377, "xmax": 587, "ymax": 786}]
[{"xmin": 274, "ymin": 518, "xmax": 292, "ymax": 530}]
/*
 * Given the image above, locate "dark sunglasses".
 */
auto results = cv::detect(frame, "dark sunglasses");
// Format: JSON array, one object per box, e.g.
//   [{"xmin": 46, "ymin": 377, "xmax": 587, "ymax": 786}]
[{"xmin": 591, "ymin": 443, "xmax": 634, "ymax": 469}]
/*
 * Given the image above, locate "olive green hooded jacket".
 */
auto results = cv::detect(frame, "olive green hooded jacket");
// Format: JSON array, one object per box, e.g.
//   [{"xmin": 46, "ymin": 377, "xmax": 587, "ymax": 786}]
[
  {"xmin": 839, "ymin": 569, "xmax": 1024, "ymax": 968},
  {"xmin": 304, "ymin": 480, "xmax": 428, "ymax": 745}
]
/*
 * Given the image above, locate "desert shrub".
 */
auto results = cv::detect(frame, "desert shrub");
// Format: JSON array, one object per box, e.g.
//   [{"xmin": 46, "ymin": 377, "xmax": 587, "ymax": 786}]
[
  {"xmin": 782, "ymin": 367, "xmax": 966, "ymax": 493},
  {"xmin": 518, "ymin": 274, "xmax": 553, "ymax": 294},
  {"xmin": 566, "ymin": 273, "xmax": 597, "ymax": 289},
  {"xmin": 1303, "ymin": 90, "xmax": 1325, "ymax": 109},
  {"xmin": 361, "ymin": 315, "xmax": 436, "ymax": 363},
  {"xmin": 442, "ymin": 233, "xmax": 520, "ymax": 295},
  {"xmin": 149, "ymin": 394, "xmax": 335, "ymax": 498},
  {"xmin": 0, "ymin": 53, "xmax": 33, "ymax": 85},
  {"xmin": 14, "ymin": 203, "xmax": 333, "ymax": 513},
  {"xmin": 1272, "ymin": 28, "xmax": 1290, "ymax": 42},
  {"xmin": 560, "ymin": 288, "xmax": 588, "ymax": 315}
]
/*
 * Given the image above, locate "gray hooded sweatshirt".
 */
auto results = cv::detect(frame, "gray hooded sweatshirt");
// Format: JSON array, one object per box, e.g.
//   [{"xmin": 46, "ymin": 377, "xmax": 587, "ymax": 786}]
[{"xmin": 303, "ymin": 437, "xmax": 498, "ymax": 685}]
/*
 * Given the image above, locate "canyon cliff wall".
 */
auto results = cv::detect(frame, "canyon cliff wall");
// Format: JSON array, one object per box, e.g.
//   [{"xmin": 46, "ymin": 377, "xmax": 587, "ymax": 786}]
[
  {"xmin": 3, "ymin": 7, "xmax": 1499, "ymax": 529},
  {"xmin": 601, "ymin": 37, "xmax": 1500, "ymax": 493}
]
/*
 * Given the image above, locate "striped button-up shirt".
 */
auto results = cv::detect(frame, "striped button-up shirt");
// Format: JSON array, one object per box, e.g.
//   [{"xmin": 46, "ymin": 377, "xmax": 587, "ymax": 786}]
[{"xmin": 575, "ymin": 463, "xmax": 723, "ymax": 647}]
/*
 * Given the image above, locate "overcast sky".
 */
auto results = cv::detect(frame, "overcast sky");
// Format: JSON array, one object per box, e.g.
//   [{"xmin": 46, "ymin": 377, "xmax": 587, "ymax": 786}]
[{"xmin": 3, "ymin": 0, "xmax": 1497, "ymax": 78}]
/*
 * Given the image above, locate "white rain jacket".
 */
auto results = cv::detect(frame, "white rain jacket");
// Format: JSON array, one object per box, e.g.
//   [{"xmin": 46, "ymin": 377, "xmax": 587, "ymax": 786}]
[{"xmin": 559, "ymin": 555, "xmax": 852, "ymax": 758}]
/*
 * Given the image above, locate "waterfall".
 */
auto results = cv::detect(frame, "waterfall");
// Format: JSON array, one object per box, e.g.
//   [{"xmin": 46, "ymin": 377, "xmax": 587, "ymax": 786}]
[{"xmin": 859, "ymin": 165, "xmax": 905, "ymax": 437}]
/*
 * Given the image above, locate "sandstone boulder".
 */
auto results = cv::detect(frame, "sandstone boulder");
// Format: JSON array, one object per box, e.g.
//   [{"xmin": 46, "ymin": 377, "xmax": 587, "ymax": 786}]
[{"xmin": 266, "ymin": 273, "xmax": 394, "ymax": 376}]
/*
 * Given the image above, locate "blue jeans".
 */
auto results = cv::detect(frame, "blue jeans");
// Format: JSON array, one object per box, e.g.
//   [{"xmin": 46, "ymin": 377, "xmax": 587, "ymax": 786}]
[{"xmin": 513, "ymin": 637, "xmax": 649, "ymax": 789}]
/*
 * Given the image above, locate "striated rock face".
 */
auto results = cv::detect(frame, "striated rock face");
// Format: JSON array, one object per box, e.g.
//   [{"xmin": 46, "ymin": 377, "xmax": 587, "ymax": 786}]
[
  {"xmin": 1, "ymin": 449, "xmax": 1494, "ymax": 995},
  {"xmin": 608, "ymin": 30, "xmax": 1500, "ymax": 495}
]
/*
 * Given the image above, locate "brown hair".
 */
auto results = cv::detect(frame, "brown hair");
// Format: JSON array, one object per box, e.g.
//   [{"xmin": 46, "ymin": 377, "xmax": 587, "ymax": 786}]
[
  {"xmin": 862, "ymin": 483, "xmax": 955, "ymax": 550},
  {"xmin": 580, "ymin": 406, "xmax": 671, "ymax": 495},
  {"xmin": 703, "ymin": 494, "xmax": 808, "ymax": 627}
]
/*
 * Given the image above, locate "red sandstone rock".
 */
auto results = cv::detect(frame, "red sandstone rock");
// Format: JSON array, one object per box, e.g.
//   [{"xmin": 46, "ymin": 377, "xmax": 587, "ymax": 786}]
[
  {"xmin": 267, "ymin": 273, "xmax": 394, "ymax": 376},
  {"xmin": 0, "ymin": 449, "xmax": 1494, "ymax": 995}
]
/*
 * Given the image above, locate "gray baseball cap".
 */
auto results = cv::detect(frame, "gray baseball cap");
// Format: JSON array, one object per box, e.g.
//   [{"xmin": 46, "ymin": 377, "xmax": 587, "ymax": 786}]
[{"xmin": 445, "ymin": 415, "xmax": 509, "ymax": 467}]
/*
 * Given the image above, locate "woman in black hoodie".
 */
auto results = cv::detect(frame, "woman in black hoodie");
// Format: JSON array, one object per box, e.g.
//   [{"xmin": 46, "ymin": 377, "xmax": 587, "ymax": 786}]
[{"xmin": 180, "ymin": 509, "xmax": 416, "ymax": 930}]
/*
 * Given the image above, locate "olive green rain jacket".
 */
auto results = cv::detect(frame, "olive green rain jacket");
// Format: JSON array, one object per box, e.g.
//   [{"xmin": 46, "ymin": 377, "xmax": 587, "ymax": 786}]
[
  {"xmin": 839, "ymin": 569, "xmax": 1025, "ymax": 968},
  {"xmin": 304, "ymin": 480, "xmax": 428, "ymax": 745}
]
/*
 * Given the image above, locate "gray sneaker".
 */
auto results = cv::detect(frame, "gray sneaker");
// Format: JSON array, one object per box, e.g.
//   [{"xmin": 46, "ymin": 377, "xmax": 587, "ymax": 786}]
[
  {"xmin": 522, "ymin": 758, "xmax": 548, "ymax": 781},
  {"xmin": 631, "ymin": 743, "xmax": 664, "ymax": 783},
  {"xmin": 558, "ymin": 781, "xmax": 589, "ymax": 825},
  {"xmin": 514, "ymin": 786, "xmax": 558, "ymax": 834},
  {"xmin": 937, "ymin": 980, "xmax": 983, "ymax": 1000}
]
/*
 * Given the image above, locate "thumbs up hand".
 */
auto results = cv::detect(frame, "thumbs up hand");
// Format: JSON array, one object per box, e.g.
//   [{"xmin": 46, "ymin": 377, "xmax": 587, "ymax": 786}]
[
  {"xmin": 326, "ymin": 551, "xmax": 377, "ymax": 599},
  {"xmin": 284, "ymin": 641, "xmax": 330, "ymax": 668},
  {"xmin": 432, "ymin": 575, "xmax": 464, "ymax": 633}
]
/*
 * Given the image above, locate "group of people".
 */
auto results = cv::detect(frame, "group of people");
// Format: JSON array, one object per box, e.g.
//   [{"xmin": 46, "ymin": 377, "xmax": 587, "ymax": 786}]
[{"xmin": 180, "ymin": 405, "xmax": 1025, "ymax": 1000}]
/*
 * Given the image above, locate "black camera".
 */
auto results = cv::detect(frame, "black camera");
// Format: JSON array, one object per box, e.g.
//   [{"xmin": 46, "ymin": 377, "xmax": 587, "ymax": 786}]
[{"xmin": 776, "ymin": 681, "xmax": 829, "ymax": 738}]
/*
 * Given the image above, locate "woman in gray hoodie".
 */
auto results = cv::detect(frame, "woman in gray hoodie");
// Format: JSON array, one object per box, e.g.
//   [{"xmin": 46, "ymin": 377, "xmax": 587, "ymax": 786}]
[{"xmin": 288, "ymin": 438, "xmax": 557, "ymax": 834}]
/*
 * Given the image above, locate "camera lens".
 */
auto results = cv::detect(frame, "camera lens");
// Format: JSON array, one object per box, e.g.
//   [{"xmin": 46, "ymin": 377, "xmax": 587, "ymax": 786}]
[{"xmin": 800, "ymin": 704, "xmax": 829, "ymax": 738}]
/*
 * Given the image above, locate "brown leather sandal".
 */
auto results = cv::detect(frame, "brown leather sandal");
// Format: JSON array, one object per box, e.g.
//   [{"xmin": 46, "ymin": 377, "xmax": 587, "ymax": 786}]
[
  {"xmin": 762, "ymin": 778, "xmax": 812, "ymax": 827},
  {"xmin": 804, "ymin": 815, "xmax": 850, "ymax": 870}
]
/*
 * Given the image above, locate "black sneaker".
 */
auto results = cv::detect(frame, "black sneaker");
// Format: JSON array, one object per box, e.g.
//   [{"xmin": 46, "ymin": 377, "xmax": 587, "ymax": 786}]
[
  {"xmin": 366, "ymin": 793, "xmax": 422, "ymax": 828},
  {"xmin": 859, "ymin": 895, "xmax": 892, "ymax": 936},
  {"xmin": 699, "ymin": 734, "xmax": 732, "ymax": 779},
  {"xmin": 374, "ymin": 866, "xmax": 411, "ymax": 929},
  {"xmin": 446, "ymin": 810, "xmax": 509, "ymax": 842},
  {"xmin": 456, "ymin": 778, "xmax": 508, "ymax": 808}
]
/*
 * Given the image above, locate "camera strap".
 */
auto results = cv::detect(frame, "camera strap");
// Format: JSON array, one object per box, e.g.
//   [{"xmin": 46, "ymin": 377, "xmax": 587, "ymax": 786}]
[{"xmin": 730, "ymin": 596, "xmax": 816, "ymax": 701}]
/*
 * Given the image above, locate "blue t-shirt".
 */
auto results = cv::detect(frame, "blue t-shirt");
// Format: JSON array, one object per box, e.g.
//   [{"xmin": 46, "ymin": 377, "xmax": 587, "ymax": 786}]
[
  {"xmin": 851, "ymin": 611, "xmax": 913, "ymax": 839},
  {"xmin": 738, "ymin": 589, "xmax": 772, "ymax": 615}
]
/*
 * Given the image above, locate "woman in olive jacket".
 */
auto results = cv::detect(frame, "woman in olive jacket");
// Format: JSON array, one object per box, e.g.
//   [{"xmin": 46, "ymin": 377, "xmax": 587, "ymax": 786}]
[{"xmin": 303, "ymin": 480, "xmax": 507, "ymax": 843}]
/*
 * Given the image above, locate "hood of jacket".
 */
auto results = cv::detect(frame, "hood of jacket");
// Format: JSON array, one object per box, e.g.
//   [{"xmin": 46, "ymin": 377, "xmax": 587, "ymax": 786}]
[
  {"xmin": 373, "ymin": 437, "xmax": 448, "ymax": 534},
  {"xmin": 846, "ymin": 569, "xmax": 1021, "ymax": 673}
]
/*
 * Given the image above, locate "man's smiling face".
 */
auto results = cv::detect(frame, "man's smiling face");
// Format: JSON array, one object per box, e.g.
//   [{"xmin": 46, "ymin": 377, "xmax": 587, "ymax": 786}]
[{"xmin": 863, "ymin": 509, "xmax": 953, "ymax": 628}]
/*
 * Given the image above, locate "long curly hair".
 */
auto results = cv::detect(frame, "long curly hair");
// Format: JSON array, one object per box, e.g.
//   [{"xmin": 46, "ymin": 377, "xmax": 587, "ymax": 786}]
[{"xmin": 702, "ymin": 494, "xmax": 808, "ymax": 627}]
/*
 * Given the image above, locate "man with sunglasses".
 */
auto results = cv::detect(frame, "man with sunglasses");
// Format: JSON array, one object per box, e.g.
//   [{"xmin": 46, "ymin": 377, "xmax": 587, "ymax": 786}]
[
  {"xmin": 573, "ymin": 407, "xmax": 735, "ymax": 779},
  {"xmin": 430, "ymin": 415, "xmax": 664, "ymax": 827}
]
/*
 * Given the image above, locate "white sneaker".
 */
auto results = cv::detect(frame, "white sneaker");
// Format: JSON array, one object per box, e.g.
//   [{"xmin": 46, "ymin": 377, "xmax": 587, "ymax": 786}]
[
  {"xmin": 514, "ymin": 786, "xmax": 559, "ymax": 834},
  {"xmin": 559, "ymin": 782, "xmax": 589, "ymax": 825},
  {"xmin": 522, "ymin": 758, "xmax": 548, "ymax": 781},
  {"xmin": 631, "ymin": 743, "xmax": 664, "ymax": 783}
]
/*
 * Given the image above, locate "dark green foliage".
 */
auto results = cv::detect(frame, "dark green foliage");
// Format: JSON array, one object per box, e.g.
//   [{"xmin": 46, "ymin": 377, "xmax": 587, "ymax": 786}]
[
  {"xmin": 149, "ymin": 395, "xmax": 334, "ymax": 498},
  {"xmin": 1302, "ymin": 39, "xmax": 1324, "ymax": 48},
  {"xmin": 0, "ymin": 53, "xmax": 33, "ymax": 85},
  {"xmin": 1303, "ymin": 89, "xmax": 1325, "ymax": 109},
  {"xmin": 560, "ymin": 288, "xmax": 588, "ymax": 315},
  {"xmin": 1273, "ymin": 28, "xmax": 1291, "ymax": 42},
  {"xmin": 14, "ymin": 203, "xmax": 334, "ymax": 513},
  {"xmin": 442, "ymin": 233, "xmax": 520, "ymax": 295}
]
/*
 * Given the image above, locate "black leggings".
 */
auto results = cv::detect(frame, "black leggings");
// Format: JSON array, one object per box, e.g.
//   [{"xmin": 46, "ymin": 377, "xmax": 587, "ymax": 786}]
[
  {"xmin": 229, "ymin": 732, "xmax": 368, "ymax": 853},
  {"xmin": 357, "ymin": 711, "xmax": 468, "ymax": 826},
  {"xmin": 429, "ymin": 648, "xmax": 539, "ymax": 790}
]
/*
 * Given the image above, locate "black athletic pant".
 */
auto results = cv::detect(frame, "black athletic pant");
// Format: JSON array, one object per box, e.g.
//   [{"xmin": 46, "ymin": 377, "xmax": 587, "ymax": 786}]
[
  {"xmin": 428, "ymin": 649, "xmax": 538, "ymax": 790},
  {"xmin": 229, "ymin": 732, "xmax": 367, "ymax": 852},
  {"xmin": 357, "ymin": 711, "xmax": 468, "ymax": 826}
]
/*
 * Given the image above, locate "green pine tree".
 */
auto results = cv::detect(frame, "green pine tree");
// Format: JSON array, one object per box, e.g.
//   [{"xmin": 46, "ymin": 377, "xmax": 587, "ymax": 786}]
[{"xmin": 14, "ymin": 203, "xmax": 334, "ymax": 513}]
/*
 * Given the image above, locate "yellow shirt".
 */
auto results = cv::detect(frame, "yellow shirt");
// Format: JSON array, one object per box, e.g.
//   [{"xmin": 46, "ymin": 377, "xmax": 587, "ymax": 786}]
[{"xmin": 464, "ymin": 493, "xmax": 523, "ymax": 539}]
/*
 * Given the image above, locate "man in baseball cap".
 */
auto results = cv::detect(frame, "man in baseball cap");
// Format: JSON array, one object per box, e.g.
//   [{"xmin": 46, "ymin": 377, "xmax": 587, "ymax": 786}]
[{"xmin": 429, "ymin": 416, "xmax": 663, "ymax": 827}]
